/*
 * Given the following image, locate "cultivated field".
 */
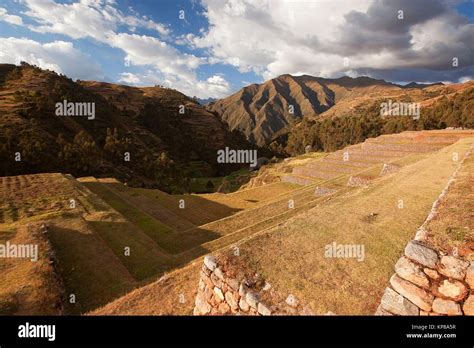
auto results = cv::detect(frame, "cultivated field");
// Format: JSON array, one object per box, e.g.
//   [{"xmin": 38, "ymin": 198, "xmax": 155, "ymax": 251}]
[{"xmin": 1, "ymin": 130, "xmax": 473, "ymax": 315}]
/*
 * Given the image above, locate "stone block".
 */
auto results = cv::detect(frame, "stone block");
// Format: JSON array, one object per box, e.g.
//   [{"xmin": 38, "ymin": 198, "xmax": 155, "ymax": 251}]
[
  {"xmin": 390, "ymin": 274, "xmax": 433, "ymax": 312},
  {"xmin": 404, "ymin": 240, "xmax": 439, "ymax": 268},
  {"xmin": 257, "ymin": 302, "xmax": 272, "ymax": 316},
  {"xmin": 204, "ymin": 255, "xmax": 217, "ymax": 271},
  {"xmin": 437, "ymin": 279, "xmax": 468, "ymax": 301},
  {"xmin": 395, "ymin": 257, "xmax": 430, "ymax": 289},
  {"xmin": 438, "ymin": 256, "xmax": 469, "ymax": 281},
  {"xmin": 380, "ymin": 287, "xmax": 419, "ymax": 316},
  {"xmin": 432, "ymin": 298, "xmax": 462, "ymax": 315}
]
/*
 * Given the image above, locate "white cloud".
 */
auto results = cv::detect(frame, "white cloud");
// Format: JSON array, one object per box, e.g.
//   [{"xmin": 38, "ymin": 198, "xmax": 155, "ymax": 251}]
[
  {"xmin": 118, "ymin": 71, "xmax": 231, "ymax": 98},
  {"xmin": 0, "ymin": 7, "xmax": 23, "ymax": 25},
  {"xmin": 191, "ymin": 0, "xmax": 474, "ymax": 80},
  {"xmin": 109, "ymin": 33, "xmax": 203, "ymax": 82},
  {"xmin": 19, "ymin": 0, "xmax": 226, "ymax": 97},
  {"xmin": 23, "ymin": 0, "xmax": 170, "ymax": 42},
  {"xmin": 0, "ymin": 37, "xmax": 103, "ymax": 80}
]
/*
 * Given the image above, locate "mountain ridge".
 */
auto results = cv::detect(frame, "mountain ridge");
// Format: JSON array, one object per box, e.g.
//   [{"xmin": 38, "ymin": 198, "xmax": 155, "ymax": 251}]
[{"xmin": 208, "ymin": 74, "xmax": 471, "ymax": 147}]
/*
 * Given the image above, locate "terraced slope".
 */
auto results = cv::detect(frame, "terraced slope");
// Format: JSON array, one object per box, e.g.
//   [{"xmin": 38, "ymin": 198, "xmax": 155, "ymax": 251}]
[
  {"xmin": 0, "ymin": 173, "xmax": 148, "ymax": 313},
  {"xmin": 283, "ymin": 130, "xmax": 474, "ymax": 186},
  {"xmin": 91, "ymin": 130, "xmax": 474, "ymax": 315},
  {"xmin": 209, "ymin": 136, "xmax": 474, "ymax": 315}
]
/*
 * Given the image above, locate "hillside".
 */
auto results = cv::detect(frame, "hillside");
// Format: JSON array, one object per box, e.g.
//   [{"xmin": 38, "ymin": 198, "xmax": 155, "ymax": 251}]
[
  {"xmin": 208, "ymin": 74, "xmax": 473, "ymax": 148},
  {"xmin": 0, "ymin": 63, "xmax": 251, "ymax": 192},
  {"xmin": 88, "ymin": 130, "xmax": 474, "ymax": 315}
]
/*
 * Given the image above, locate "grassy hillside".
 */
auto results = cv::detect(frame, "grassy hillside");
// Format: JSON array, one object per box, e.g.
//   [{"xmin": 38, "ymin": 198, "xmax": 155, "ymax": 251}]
[
  {"xmin": 0, "ymin": 63, "xmax": 253, "ymax": 193},
  {"xmin": 88, "ymin": 130, "xmax": 474, "ymax": 315}
]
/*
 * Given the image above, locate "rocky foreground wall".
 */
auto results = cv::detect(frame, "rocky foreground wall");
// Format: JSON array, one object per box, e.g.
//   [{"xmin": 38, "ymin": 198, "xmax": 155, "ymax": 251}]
[
  {"xmin": 193, "ymin": 255, "xmax": 310, "ymax": 316},
  {"xmin": 376, "ymin": 241, "xmax": 473, "ymax": 316},
  {"xmin": 376, "ymin": 145, "xmax": 474, "ymax": 316}
]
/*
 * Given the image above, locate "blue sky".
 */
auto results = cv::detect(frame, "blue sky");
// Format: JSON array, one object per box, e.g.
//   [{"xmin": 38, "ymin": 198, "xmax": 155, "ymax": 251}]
[{"xmin": 0, "ymin": 0, "xmax": 473, "ymax": 98}]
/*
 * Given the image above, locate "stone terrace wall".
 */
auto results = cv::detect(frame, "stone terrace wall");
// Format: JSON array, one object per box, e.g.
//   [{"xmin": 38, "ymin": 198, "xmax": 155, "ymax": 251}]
[
  {"xmin": 376, "ymin": 145, "xmax": 474, "ymax": 316},
  {"xmin": 194, "ymin": 255, "xmax": 272, "ymax": 315},
  {"xmin": 376, "ymin": 241, "xmax": 473, "ymax": 315},
  {"xmin": 193, "ymin": 255, "xmax": 310, "ymax": 316}
]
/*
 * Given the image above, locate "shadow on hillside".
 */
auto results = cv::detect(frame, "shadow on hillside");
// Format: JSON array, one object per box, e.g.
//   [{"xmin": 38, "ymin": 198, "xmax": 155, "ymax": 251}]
[
  {"xmin": 103, "ymin": 182, "xmax": 245, "ymax": 226},
  {"xmin": 48, "ymin": 224, "xmax": 136, "ymax": 315}
]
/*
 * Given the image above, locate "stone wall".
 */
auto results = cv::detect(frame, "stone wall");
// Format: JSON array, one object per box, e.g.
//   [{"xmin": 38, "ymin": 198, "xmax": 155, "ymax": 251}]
[
  {"xmin": 376, "ymin": 241, "xmax": 473, "ymax": 315},
  {"xmin": 376, "ymin": 145, "xmax": 474, "ymax": 316},
  {"xmin": 193, "ymin": 255, "xmax": 273, "ymax": 315},
  {"xmin": 193, "ymin": 255, "xmax": 311, "ymax": 315}
]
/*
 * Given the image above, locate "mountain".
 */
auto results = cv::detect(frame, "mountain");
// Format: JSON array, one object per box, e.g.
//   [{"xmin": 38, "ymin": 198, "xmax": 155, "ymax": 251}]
[
  {"xmin": 0, "ymin": 63, "xmax": 251, "ymax": 192},
  {"xmin": 208, "ymin": 74, "xmax": 470, "ymax": 147},
  {"xmin": 402, "ymin": 82, "xmax": 444, "ymax": 89},
  {"xmin": 196, "ymin": 97, "xmax": 217, "ymax": 105}
]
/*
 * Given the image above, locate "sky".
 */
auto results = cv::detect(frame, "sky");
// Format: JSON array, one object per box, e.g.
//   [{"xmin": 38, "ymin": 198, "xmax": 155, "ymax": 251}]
[{"xmin": 0, "ymin": 0, "xmax": 473, "ymax": 98}]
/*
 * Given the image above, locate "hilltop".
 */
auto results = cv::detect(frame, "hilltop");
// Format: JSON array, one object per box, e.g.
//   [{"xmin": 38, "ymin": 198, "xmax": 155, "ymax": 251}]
[
  {"xmin": 208, "ymin": 74, "xmax": 473, "ymax": 149},
  {"xmin": 0, "ymin": 63, "xmax": 252, "ymax": 192}
]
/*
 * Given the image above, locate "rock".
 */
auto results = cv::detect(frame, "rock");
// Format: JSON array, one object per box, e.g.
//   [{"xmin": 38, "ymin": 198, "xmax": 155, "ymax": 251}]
[
  {"xmin": 225, "ymin": 291, "xmax": 239, "ymax": 310},
  {"xmin": 380, "ymin": 287, "xmax": 419, "ymax": 316},
  {"xmin": 239, "ymin": 283, "xmax": 248, "ymax": 297},
  {"xmin": 257, "ymin": 302, "xmax": 272, "ymax": 316},
  {"xmin": 218, "ymin": 302, "xmax": 230, "ymax": 314},
  {"xmin": 198, "ymin": 278, "xmax": 205, "ymax": 291},
  {"xmin": 437, "ymin": 279, "xmax": 468, "ymax": 301},
  {"xmin": 420, "ymin": 310, "xmax": 429, "ymax": 316},
  {"xmin": 465, "ymin": 262, "xmax": 474, "ymax": 288},
  {"xmin": 204, "ymin": 255, "xmax": 217, "ymax": 271},
  {"xmin": 214, "ymin": 267, "xmax": 225, "ymax": 280},
  {"xmin": 395, "ymin": 257, "xmax": 430, "ymax": 289},
  {"xmin": 390, "ymin": 274, "xmax": 434, "ymax": 312},
  {"xmin": 285, "ymin": 294, "xmax": 298, "ymax": 308},
  {"xmin": 424, "ymin": 268, "xmax": 440, "ymax": 280},
  {"xmin": 202, "ymin": 273, "xmax": 214, "ymax": 289},
  {"xmin": 404, "ymin": 240, "xmax": 439, "ymax": 268},
  {"xmin": 438, "ymin": 256, "xmax": 469, "ymax": 281},
  {"xmin": 210, "ymin": 273, "xmax": 223, "ymax": 288},
  {"xmin": 214, "ymin": 287, "xmax": 225, "ymax": 302},
  {"xmin": 462, "ymin": 294, "xmax": 474, "ymax": 315},
  {"xmin": 263, "ymin": 282, "xmax": 272, "ymax": 291},
  {"xmin": 432, "ymin": 298, "xmax": 462, "ymax": 315},
  {"xmin": 203, "ymin": 285, "xmax": 214, "ymax": 301},
  {"xmin": 194, "ymin": 294, "xmax": 211, "ymax": 315},
  {"xmin": 380, "ymin": 163, "xmax": 400, "ymax": 176},
  {"xmin": 239, "ymin": 298, "xmax": 250, "ymax": 312},
  {"xmin": 227, "ymin": 278, "xmax": 239, "ymax": 292},
  {"xmin": 375, "ymin": 305, "xmax": 393, "ymax": 316},
  {"xmin": 246, "ymin": 291, "xmax": 259, "ymax": 309},
  {"xmin": 201, "ymin": 264, "xmax": 211, "ymax": 276}
]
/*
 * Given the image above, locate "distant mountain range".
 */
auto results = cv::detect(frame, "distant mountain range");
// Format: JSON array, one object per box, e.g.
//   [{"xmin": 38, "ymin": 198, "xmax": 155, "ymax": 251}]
[
  {"xmin": 1, "ymin": 63, "xmax": 472, "ymax": 189},
  {"xmin": 208, "ymin": 74, "xmax": 470, "ymax": 147}
]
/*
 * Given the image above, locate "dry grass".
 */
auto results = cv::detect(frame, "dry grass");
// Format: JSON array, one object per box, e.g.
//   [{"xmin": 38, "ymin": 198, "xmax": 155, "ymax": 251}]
[
  {"xmin": 0, "ymin": 223, "xmax": 63, "ymax": 315},
  {"xmin": 218, "ymin": 138, "xmax": 474, "ymax": 315},
  {"xmin": 425, "ymin": 154, "xmax": 474, "ymax": 258}
]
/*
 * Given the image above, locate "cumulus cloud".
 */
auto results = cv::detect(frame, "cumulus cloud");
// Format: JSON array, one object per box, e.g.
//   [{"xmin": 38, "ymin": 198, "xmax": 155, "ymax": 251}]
[
  {"xmin": 192, "ymin": 0, "xmax": 474, "ymax": 82},
  {"xmin": 118, "ymin": 71, "xmax": 231, "ymax": 98},
  {"xmin": 0, "ymin": 7, "xmax": 23, "ymax": 25},
  {"xmin": 23, "ymin": 0, "xmax": 170, "ymax": 42},
  {"xmin": 109, "ymin": 33, "xmax": 203, "ymax": 82},
  {"xmin": 0, "ymin": 37, "xmax": 103, "ymax": 80},
  {"xmin": 18, "ymin": 0, "xmax": 225, "ymax": 97}
]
